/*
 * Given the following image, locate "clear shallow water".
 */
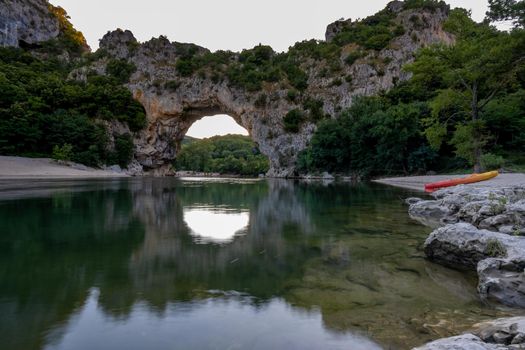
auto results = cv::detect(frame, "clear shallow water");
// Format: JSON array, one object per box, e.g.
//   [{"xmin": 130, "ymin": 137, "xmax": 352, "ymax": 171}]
[{"xmin": 0, "ymin": 178, "xmax": 517, "ymax": 349}]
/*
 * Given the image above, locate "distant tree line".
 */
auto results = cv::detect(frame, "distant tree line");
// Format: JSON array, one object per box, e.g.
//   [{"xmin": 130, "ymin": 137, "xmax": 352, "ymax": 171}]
[{"xmin": 175, "ymin": 135, "xmax": 269, "ymax": 176}]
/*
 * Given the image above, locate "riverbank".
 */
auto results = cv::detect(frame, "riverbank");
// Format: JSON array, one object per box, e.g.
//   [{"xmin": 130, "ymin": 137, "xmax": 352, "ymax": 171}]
[
  {"xmin": 0, "ymin": 156, "xmax": 128, "ymax": 178},
  {"xmin": 405, "ymin": 184, "xmax": 525, "ymax": 349},
  {"xmin": 374, "ymin": 173, "xmax": 525, "ymax": 192}
]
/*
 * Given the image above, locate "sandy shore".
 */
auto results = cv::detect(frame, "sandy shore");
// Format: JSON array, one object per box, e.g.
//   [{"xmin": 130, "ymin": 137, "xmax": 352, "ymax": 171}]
[
  {"xmin": 0, "ymin": 156, "xmax": 129, "ymax": 178},
  {"xmin": 374, "ymin": 173, "xmax": 525, "ymax": 192}
]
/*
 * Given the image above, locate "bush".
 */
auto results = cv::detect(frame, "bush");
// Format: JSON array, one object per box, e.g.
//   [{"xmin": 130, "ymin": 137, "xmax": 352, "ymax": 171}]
[
  {"xmin": 52, "ymin": 143, "xmax": 73, "ymax": 161},
  {"xmin": 332, "ymin": 9, "xmax": 401, "ymax": 50},
  {"xmin": 176, "ymin": 58, "xmax": 197, "ymax": 76},
  {"xmin": 109, "ymin": 134, "xmax": 134, "ymax": 168},
  {"xmin": 298, "ymin": 97, "xmax": 430, "ymax": 176},
  {"xmin": 481, "ymin": 153, "xmax": 505, "ymax": 170},
  {"xmin": 283, "ymin": 109, "xmax": 306, "ymax": 133},
  {"xmin": 106, "ymin": 59, "xmax": 136, "ymax": 84},
  {"xmin": 164, "ymin": 80, "xmax": 181, "ymax": 92},
  {"xmin": 303, "ymin": 98, "xmax": 326, "ymax": 122},
  {"xmin": 345, "ymin": 51, "xmax": 364, "ymax": 65}
]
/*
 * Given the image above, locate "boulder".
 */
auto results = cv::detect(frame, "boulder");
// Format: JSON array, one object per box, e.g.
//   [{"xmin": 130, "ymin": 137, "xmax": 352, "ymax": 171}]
[
  {"xmin": 424, "ymin": 223, "xmax": 525, "ymax": 307},
  {"xmin": 409, "ymin": 199, "xmax": 455, "ymax": 227},
  {"xmin": 412, "ymin": 334, "xmax": 507, "ymax": 350},
  {"xmin": 472, "ymin": 317, "xmax": 525, "ymax": 345},
  {"xmin": 414, "ymin": 317, "xmax": 525, "ymax": 349},
  {"xmin": 409, "ymin": 185, "xmax": 525, "ymax": 234}
]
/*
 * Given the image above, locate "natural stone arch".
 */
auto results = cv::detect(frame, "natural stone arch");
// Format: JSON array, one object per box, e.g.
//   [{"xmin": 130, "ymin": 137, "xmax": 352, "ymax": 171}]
[
  {"xmin": 93, "ymin": 1, "xmax": 454, "ymax": 177},
  {"xmin": 129, "ymin": 80, "xmax": 307, "ymax": 177}
]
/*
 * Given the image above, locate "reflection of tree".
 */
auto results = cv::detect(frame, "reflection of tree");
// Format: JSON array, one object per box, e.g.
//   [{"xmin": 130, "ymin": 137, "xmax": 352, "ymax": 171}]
[
  {"xmin": 0, "ymin": 178, "xmax": 318, "ymax": 349},
  {"xmin": 0, "ymin": 180, "xmax": 512, "ymax": 350},
  {"xmin": 0, "ymin": 182, "xmax": 145, "ymax": 350},
  {"xmin": 126, "ymin": 178, "xmax": 317, "ymax": 307}
]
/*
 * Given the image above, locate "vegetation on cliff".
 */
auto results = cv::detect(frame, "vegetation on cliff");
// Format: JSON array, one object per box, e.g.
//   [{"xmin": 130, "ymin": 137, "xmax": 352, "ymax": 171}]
[
  {"xmin": 174, "ymin": 135, "xmax": 269, "ymax": 176},
  {"xmin": 1, "ymin": 0, "xmax": 524, "ymax": 176},
  {"xmin": 299, "ymin": 5, "xmax": 525, "ymax": 176},
  {"xmin": 0, "ymin": 46, "xmax": 145, "ymax": 167}
]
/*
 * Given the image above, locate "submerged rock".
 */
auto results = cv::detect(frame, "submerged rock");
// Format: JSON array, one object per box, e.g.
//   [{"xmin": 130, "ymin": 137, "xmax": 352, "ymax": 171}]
[
  {"xmin": 414, "ymin": 317, "xmax": 525, "ymax": 349},
  {"xmin": 424, "ymin": 223, "xmax": 525, "ymax": 307},
  {"xmin": 408, "ymin": 185, "xmax": 525, "ymax": 308}
]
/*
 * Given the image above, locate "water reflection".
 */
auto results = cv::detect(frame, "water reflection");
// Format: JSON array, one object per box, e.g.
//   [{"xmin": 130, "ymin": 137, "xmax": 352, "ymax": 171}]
[
  {"xmin": 45, "ymin": 288, "xmax": 381, "ymax": 350},
  {"xmin": 0, "ymin": 178, "xmax": 519, "ymax": 350},
  {"xmin": 184, "ymin": 207, "xmax": 249, "ymax": 244}
]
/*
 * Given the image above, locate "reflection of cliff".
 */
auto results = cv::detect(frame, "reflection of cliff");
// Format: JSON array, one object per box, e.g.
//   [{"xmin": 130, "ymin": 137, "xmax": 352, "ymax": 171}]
[
  {"xmin": 0, "ymin": 181, "xmax": 145, "ymax": 350},
  {"xmin": 1, "ymin": 179, "xmax": 510, "ymax": 350},
  {"xmin": 125, "ymin": 179, "xmax": 316, "ymax": 305}
]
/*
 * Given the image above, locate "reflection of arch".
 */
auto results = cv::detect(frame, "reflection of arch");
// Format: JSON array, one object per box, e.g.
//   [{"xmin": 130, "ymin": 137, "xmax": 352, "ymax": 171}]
[{"xmin": 126, "ymin": 178, "xmax": 316, "ymax": 304}]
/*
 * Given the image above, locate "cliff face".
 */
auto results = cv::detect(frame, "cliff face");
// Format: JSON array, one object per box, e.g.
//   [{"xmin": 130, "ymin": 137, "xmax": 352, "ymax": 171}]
[
  {"xmin": 2, "ymin": 0, "xmax": 455, "ymax": 177},
  {"xmin": 93, "ymin": 1, "xmax": 454, "ymax": 176},
  {"xmin": 0, "ymin": 0, "xmax": 59, "ymax": 47}
]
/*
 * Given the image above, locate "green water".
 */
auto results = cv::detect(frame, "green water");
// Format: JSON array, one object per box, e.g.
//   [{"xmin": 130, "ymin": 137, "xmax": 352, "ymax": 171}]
[{"xmin": 0, "ymin": 178, "xmax": 516, "ymax": 349}]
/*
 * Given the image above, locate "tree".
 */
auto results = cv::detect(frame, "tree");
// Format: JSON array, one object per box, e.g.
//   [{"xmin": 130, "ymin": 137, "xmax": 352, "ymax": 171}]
[
  {"xmin": 486, "ymin": 0, "xmax": 525, "ymax": 28},
  {"xmin": 407, "ymin": 9, "xmax": 524, "ymax": 171}
]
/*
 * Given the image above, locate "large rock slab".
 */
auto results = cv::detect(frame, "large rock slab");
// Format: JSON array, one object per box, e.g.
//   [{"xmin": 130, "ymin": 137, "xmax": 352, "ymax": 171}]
[
  {"xmin": 424, "ymin": 223, "xmax": 525, "ymax": 307},
  {"xmin": 414, "ymin": 317, "xmax": 525, "ymax": 349},
  {"xmin": 409, "ymin": 186, "xmax": 525, "ymax": 234},
  {"xmin": 413, "ymin": 334, "xmax": 507, "ymax": 350}
]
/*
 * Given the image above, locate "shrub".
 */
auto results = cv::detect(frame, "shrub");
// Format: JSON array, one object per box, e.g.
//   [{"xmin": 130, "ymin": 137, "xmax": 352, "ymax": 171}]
[
  {"xmin": 485, "ymin": 239, "xmax": 507, "ymax": 257},
  {"xmin": 345, "ymin": 51, "xmax": 364, "ymax": 65},
  {"xmin": 111, "ymin": 134, "xmax": 134, "ymax": 168},
  {"xmin": 287, "ymin": 89, "xmax": 298, "ymax": 102},
  {"xmin": 164, "ymin": 80, "xmax": 181, "ymax": 92},
  {"xmin": 52, "ymin": 143, "xmax": 73, "ymax": 161},
  {"xmin": 303, "ymin": 98, "xmax": 326, "ymax": 122},
  {"xmin": 481, "ymin": 153, "xmax": 505, "ymax": 170},
  {"xmin": 283, "ymin": 109, "xmax": 306, "ymax": 133},
  {"xmin": 106, "ymin": 59, "xmax": 137, "ymax": 83},
  {"xmin": 175, "ymin": 58, "xmax": 197, "ymax": 76}
]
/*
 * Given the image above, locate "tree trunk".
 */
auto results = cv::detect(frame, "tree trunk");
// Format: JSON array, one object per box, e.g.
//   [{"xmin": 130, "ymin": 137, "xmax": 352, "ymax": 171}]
[{"xmin": 471, "ymin": 82, "xmax": 482, "ymax": 173}]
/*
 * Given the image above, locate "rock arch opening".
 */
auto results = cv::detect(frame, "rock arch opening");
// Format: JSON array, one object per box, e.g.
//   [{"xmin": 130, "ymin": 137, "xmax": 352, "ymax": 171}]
[
  {"xmin": 186, "ymin": 114, "xmax": 249, "ymax": 139},
  {"xmin": 173, "ymin": 113, "xmax": 270, "ymax": 177}
]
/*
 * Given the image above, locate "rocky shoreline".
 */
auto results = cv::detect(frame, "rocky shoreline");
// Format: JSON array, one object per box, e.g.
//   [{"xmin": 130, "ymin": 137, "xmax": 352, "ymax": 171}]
[{"xmin": 407, "ymin": 185, "xmax": 525, "ymax": 349}]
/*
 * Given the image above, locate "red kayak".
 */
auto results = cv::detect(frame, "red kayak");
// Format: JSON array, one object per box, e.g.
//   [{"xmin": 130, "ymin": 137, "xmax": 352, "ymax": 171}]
[{"xmin": 424, "ymin": 171, "xmax": 499, "ymax": 192}]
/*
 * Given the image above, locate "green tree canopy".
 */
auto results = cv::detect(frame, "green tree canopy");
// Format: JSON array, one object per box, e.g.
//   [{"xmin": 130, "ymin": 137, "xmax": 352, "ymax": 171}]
[
  {"xmin": 486, "ymin": 0, "xmax": 525, "ymax": 28},
  {"xmin": 406, "ymin": 8, "xmax": 524, "ymax": 170}
]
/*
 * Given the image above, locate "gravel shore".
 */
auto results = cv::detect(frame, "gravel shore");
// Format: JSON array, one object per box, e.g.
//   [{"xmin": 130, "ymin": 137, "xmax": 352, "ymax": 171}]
[
  {"xmin": 373, "ymin": 173, "xmax": 525, "ymax": 192},
  {"xmin": 0, "ymin": 156, "xmax": 128, "ymax": 178}
]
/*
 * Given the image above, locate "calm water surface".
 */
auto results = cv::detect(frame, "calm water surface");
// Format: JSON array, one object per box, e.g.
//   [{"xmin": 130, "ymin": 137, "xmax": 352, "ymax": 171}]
[{"xmin": 0, "ymin": 178, "xmax": 517, "ymax": 349}]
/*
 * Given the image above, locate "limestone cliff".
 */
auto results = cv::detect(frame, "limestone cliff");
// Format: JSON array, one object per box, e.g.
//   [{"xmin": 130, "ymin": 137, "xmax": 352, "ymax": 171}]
[
  {"xmin": 0, "ymin": 0, "xmax": 88, "ymax": 54},
  {"xmin": 0, "ymin": 0, "xmax": 59, "ymax": 47},
  {"xmin": 2, "ymin": 0, "xmax": 455, "ymax": 177},
  {"xmin": 90, "ymin": 0, "xmax": 454, "ymax": 177}
]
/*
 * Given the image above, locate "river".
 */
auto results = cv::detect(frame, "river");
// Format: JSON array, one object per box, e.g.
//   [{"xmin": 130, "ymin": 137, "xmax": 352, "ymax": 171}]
[{"xmin": 0, "ymin": 178, "xmax": 517, "ymax": 349}]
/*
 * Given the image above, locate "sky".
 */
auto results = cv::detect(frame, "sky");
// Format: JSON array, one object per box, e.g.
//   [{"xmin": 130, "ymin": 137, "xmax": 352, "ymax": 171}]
[{"xmin": 48, "ymin": 0, "xmax": 493, "ymax": 138}]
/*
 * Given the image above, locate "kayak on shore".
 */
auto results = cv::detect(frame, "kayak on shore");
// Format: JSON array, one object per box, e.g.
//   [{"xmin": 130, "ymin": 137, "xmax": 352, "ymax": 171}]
[{"xmin": 424, "ymin": 171, "xmax": 499, "ymax": 192}]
